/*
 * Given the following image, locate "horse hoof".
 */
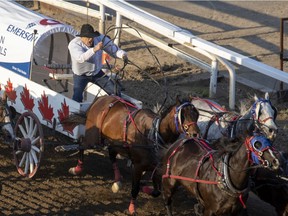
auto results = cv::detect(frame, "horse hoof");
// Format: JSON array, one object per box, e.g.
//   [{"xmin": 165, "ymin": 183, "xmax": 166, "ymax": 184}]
[
  {"xmin": 142, "ymin": 186, "xmax": 153, "ymax": 195},
  {"xmin": 151, "ymin": 190, "xmax": 161, "ymax": 198},
  {"xmin": 68, "ymin": 166, "xmax": 83, "ymax": 175},
  {"xmin": 111, "ymin": 181, "xmax": 122, "ymax": 193}
]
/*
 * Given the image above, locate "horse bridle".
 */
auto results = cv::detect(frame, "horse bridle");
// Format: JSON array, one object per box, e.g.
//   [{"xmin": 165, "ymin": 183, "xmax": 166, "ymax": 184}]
[
  {"xmin": 250, "ymin": 99, "xmax": 277, "ymax": 131},
  {"xmin": 174, "ymin": 102, "xmax": 198, "ymax": 137},
  {"xmin": 245, "ymin": 135, "xmax": 278, "ymax": 168}
]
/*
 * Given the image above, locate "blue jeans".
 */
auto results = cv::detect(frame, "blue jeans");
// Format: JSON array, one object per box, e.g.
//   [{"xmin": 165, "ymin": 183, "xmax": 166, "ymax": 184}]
[{"xmin": 72, "ymin": 70, "xmax": 119, "ymax": 102}]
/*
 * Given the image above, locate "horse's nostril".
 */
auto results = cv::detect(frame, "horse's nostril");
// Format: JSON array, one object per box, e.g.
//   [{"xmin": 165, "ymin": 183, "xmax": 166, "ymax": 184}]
[{"xmin": 193, "ymin": 133, "xmax": 199, "ymax": 138}]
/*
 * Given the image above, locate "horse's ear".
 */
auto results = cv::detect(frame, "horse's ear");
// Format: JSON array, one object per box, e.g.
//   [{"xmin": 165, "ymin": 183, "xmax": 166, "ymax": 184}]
[
  {"xmin": 254, "ymin": 94, "xmax": 259, "ymax": 101},
  {"xmin": 265, "ymin": 92, "xmax": 270, "ymax": 100}
]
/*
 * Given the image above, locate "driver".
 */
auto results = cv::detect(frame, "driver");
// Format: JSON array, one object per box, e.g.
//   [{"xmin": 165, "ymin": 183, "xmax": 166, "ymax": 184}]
[{"xmin": 68, "ymin": 24, "xmax": 128, "ymax": 102}]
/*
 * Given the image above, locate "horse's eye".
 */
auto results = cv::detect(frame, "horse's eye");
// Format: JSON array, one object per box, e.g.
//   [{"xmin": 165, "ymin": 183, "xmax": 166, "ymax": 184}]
[{"xmin": 254, "ymin": 141, "xmax": 262, "ymax": 150}]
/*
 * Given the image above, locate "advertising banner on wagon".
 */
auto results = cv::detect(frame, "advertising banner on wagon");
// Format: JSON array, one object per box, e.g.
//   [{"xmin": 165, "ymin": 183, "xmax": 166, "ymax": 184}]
[{"xmin": 0, "ymin": 1, "xmax": 77, "ymax": 79}]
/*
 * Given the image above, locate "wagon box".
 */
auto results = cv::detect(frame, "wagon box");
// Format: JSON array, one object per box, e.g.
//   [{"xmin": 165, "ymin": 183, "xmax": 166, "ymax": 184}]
[
  {"xmin": 0, "ymin": 1, "xmax": 142, "ymax": 178},
  {"xmin": 0, "ymin": 1, "xmax": 89, "ymax": 139}
]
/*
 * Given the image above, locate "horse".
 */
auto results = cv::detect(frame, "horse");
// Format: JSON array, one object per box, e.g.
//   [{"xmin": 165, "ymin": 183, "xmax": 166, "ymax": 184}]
[
  {"xmin": 162, "ymin": 134, "xmax": 280, "ymax": 216},
  {"xmin": 251, "ymin": 167, "xmax": 288, "ymax": 216},
  {"xmin": 65, "ymin": 95, "xmax": 200, "ymax": 215},
  {"xmin": 0, "ymin": 92, "xmax": 15, "ymax": 143},
  {"xmin": 191, "ymin": 92, "xmax": 278, "ymax": 143}
]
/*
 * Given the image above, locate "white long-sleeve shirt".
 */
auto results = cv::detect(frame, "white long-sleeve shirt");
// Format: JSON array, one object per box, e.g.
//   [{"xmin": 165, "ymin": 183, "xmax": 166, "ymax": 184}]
[{"xmin": 68, "ymin": 34, "xmax": 126, "ymax": 76}]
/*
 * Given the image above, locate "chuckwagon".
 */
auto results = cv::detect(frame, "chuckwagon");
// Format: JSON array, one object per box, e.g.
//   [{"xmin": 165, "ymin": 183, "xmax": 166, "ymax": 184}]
[{"xmin": 0, "ymin": 1, "xmax": 142, "ymax": 178}]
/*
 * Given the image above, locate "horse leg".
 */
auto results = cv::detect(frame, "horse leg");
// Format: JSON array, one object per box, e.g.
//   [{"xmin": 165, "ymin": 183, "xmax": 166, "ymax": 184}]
[
  {"xmin": 109, "ymin": 147, "xmax": 123, "ymax": 193},
  {"xmin": 69, "ymin": 126, "xmax": 99, "ymax": 175},
  {"xmin": 141, "ymin": 168, "xmax": 161, "ymax": 197},
  {"xmin": 68, "ymin": 146, "xmax": 84, "ymax": 175},
  {"xmin": 151, "ymin": 167, "xmax": 161, "ymax": 197},
  {"xmin": 128, "ymin": 163, "xmax": 143, "ymax": 215},
  {"xmin": 162, "ymin": 179, "xmax": 176, "ymax": 216},
  {"xmin": 194, "ymin": 203, "xmax": 204, "ymax": 216}
]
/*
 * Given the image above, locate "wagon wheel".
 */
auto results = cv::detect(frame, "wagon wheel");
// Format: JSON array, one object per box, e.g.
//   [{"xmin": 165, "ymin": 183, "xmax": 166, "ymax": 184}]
[{"xmin": 13, "ymin": 111, "xmax": 44, "ymax": 178}]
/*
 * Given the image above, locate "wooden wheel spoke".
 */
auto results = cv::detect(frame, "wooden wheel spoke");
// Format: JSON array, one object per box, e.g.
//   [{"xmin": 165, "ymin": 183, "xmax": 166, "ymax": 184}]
[
  {"xmin": 28, "ymin": 117, "xmax": 34, "ymax": 137},
  {"xmin": 19, "ymin": 152, "xmax": 27, "ymax": 167},
  {"xmin": 24, "ymin": 153, "xmax": 29, "ymax": 174},
  {"xmin": 30, "ymin": 149, "xmax": 39, "ymax": 165},
  {"xmin": 31, "ymin": 136, "xmax": 40, "ymax": 146},
  {"xmin": 31, "ymin": 145, "xmax": 40, "ymax": 153},
  {"xmin": 31, "ymin": 124, "xmax": 38, "ymax": 138},
  {"xmin": 29, "ymin": 153, "xmax": 34, "ymax": 173},
  {"xmin": 18, "ymin": 125, "xmax": 27, "ymax": 138}
]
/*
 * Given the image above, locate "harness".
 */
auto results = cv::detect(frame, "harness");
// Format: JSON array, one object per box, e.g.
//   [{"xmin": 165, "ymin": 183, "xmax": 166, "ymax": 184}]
[
  {"xmin": 250, "ymin": 98, "xmax": 277, "ymax": 132},
  {"xmin": 201, "ymin": 111, "xmax": 240, "ymax": 140},
  {"xmin": 98, "ymin": 96, "xmax": 139, "ymax": 147},
  {"xmin": 162, "ymin": 135, "xmax": 274, "ymax": 209}
]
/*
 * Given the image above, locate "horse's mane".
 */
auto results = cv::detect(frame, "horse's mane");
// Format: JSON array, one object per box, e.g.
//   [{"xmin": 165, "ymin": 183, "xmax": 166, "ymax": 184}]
[
  {"xmin": 155, "ymin": 97, "xmax": 191, "ymax": 118},
  {"xmin": 239, "ymin": 94, "xmax": 255, "ymax": 115},
  {"xmin": 213, "ymin": 136, "xmax": 244, "ymax": 155}
]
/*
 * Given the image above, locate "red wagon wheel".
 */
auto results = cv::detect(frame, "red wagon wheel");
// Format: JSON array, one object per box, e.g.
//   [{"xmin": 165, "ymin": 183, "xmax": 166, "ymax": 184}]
[{"xmin": 13, "ymin": 111, "xmax": 44, "ymax": 178}]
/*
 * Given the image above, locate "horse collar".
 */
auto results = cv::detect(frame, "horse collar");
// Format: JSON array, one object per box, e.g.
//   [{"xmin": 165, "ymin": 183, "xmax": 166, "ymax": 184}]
[
  {"xmin": 148, "ymin": 117, "xmax": 165, "ymax": 150},
  {"xmin": 220, "ymin": 154, "xmax": 250, "ymax": 196}
]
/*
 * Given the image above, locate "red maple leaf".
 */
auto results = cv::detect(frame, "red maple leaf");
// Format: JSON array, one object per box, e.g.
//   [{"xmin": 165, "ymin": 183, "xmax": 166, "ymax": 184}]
[
  {"xmin": 38, "ymin": 92, "xmax": 54, "ymax": 124},
  {"xmin": 20, "ymin": 84, "xmax": 35, "ymax": 111},
  {"xmin": 5, "ymin": 79, "xmax": 17, "ymax": 104},
  {"xmin": 58, "ymin": 99, "xmax": 75, "ymax": 135}
]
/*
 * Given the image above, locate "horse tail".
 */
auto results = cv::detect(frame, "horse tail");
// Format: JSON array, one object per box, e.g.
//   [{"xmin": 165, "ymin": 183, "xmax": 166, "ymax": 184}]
[
  {"xmin": 2, "ymin": 91, "xmax": 7, "ymax": 102},
  {"xmin": 60, "ymin": 112, "xmax": 87, "ymax": 125}
]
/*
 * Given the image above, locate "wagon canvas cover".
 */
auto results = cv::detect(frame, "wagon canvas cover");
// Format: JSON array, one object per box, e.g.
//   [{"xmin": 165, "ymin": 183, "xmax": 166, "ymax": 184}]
[{"xmin": 0, "ymin": 1, "xmax": 77, "ymax": 78}]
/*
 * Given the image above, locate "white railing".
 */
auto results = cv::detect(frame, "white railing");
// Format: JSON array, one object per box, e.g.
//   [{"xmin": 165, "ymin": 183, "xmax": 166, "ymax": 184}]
[{"xmin": 36, "ymin": 0, "xmax": 288, "ymax": 109}]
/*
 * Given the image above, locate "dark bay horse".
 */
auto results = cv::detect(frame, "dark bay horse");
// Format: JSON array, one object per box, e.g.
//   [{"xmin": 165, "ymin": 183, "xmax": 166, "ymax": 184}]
[
  {"xmin": 191, "ymin": 92, "xmax": 278, "ymax": 143},
  {"xmin": 162, "ymin": 134, "xmax": 280, "ymax": 216},
  {"xmin": 251, "ymin": 167, "xmax": 288, "ymax": 216},
  {"xmin": 67, "ymin": 95, "xmax": 200, "ymax": 215}
]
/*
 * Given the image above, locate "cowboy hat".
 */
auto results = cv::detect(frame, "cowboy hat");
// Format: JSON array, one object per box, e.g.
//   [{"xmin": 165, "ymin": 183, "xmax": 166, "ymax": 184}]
[{"xmin": 76, "ymin": 24, "xmax": 100, "ymax": 38}]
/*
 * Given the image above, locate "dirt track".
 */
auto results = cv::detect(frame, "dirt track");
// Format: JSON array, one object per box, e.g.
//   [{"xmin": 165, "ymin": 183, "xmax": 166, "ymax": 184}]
[{"xmin": 1, "ymin": 1, "xmax": 288, "ymax": 216}]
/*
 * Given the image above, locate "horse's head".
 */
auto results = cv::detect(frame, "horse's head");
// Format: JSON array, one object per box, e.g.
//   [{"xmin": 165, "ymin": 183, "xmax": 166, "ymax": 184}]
[
  {"xmin": 174, "ymin": 96, "xmax": 200, "ymax": 138},
  {"xmin": 250, "ymin": 93, "xmax": 278, "ymax": 141},
  {"xmin": 246, "ymin": 134, "xmax": 279, "ymax": 170},
  {"xmin": 0, "ymin": 93, "xmax": 15, "ymax": 143}
]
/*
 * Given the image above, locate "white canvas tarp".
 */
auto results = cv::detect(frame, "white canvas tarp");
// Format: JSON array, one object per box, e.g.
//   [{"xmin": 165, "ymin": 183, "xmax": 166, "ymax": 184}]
[{"xmin": 0, "ymin": 1, "xmax": 77, "ymax": 79}]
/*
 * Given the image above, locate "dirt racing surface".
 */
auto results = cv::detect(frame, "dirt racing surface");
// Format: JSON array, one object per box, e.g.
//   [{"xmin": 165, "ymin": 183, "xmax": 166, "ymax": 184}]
[{"xmin": 1, "ymin": 1, "xmax": 288, "ymax": 216}]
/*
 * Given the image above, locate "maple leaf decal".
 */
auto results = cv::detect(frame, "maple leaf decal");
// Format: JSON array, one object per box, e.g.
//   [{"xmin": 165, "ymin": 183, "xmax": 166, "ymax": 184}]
[
  {"xmin": 58, "ymin": 99, "xmax": 75, "ymax": 135},
  {"xmin": 38, "ymin": 92, "xmax": 54, "ymax": 124},
  {"xmin": 20, "ymin": 84, "xmax": 35, "ymax": 111},
  {"xmin": 5, "ymin": 79, "xmax": 17, "ymax": 104}
]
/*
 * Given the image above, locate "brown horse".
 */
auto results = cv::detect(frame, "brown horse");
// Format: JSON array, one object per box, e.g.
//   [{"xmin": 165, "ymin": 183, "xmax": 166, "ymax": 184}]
[
  {"xmin": 67, "ymin": 95, "xmax": 200, "ymax": 215},
  {"xmin": 162, "ymin": 134, "xmax": 280, "ymax": 216}
]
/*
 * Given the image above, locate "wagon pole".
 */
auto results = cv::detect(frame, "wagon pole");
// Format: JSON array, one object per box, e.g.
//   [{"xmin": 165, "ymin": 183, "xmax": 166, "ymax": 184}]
[{"xmin": 29, "ymin": 29, "xmax": 37, "ymax": 80}]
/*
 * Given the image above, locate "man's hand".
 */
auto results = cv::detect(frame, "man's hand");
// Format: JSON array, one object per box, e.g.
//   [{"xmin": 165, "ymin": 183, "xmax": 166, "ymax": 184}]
[
  {"xmin": 93, "ymin": 41, "xmax": 103, "ymax": 52},
  {"xmin": 122, "ymin": 54, "xmax": 129, "ymax": 64}
]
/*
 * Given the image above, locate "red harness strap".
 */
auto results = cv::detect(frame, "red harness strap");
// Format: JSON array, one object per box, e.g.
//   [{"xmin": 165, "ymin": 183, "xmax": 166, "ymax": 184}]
[
  {"xmin": 98, "ymin": 96, "xmax": 139, "ymax": 146},
  {"xmin": 162, "ymin": 138, "xmax": 220, "ymax": 185}
]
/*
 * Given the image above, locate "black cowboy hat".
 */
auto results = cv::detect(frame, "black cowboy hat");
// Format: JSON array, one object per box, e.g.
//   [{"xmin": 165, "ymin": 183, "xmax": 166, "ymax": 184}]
[{"xmin": 76, "ymin": 24, "xmax": 100, "ymax": 38}]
